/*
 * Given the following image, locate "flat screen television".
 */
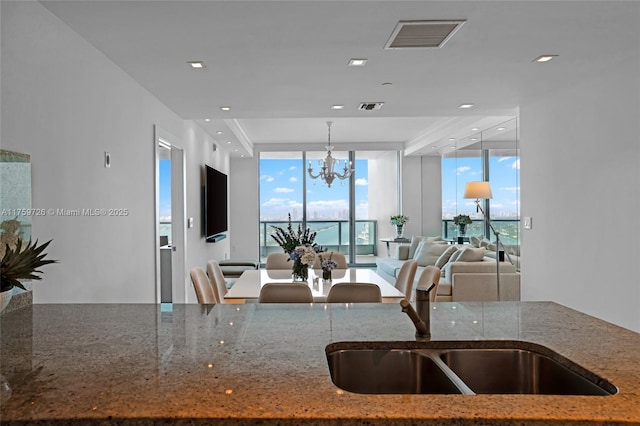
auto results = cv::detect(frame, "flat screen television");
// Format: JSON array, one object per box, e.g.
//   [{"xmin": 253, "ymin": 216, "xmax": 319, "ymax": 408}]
[{"xmin": 204, "ymin": 165, "xmax": 228, "ymax": 242}]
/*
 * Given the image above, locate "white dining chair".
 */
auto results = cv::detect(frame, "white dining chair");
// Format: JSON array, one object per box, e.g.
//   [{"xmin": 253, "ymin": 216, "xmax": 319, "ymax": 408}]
[
  {"xmin": 207, "ymin": 260, "xmax": 228, "ymax": 302},
  {"xmin": 258, "ymin": 283, "xmax": 314, "ymax": 303},
  {"xmin": 190, "ymin": 266, "xmax": 218, "ymax": 304},
  {"xmin": 265, "ymin": 252, "xmax": 291, "ymax": 269},
  {"xmin": 416, "ymin": 265, "xmax": 441, "ymax": 302},
  {"xmin": 395, "ymin": 259, "xmax": 418, "ymax": 301},
  {"xmin": 326, "ymin": 282, "xmax": 382, "ymax": 303}
]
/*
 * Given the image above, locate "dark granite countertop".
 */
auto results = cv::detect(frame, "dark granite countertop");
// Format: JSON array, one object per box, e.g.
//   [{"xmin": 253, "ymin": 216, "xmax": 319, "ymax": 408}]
[{"xmin": 1, "ymin": 301, "xmax": 639, "ymax": 425}]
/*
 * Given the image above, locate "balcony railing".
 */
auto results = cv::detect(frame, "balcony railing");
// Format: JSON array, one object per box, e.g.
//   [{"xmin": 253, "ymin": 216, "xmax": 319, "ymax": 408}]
[
  {"xmin": 442, "ymin": 219, "xmax": 520, "ymax": 246},
  {"xmin": 260, "ymin": 220, "xmax": 378, "ymax": 258}
]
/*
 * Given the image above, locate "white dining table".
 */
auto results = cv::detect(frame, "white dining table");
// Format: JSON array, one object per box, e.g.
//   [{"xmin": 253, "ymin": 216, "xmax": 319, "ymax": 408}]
[{"xmin": 224, "ymin": 268, "xmax": 405, "ymax": 303}]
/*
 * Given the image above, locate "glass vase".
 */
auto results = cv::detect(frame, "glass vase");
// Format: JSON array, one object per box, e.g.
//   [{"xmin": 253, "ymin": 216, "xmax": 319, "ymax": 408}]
[
  {"xmin": 396, "ymin": 225, "xmax": 404, "ymax": 238},
  {"xmin": 291, "ymin": 259, "xmax": 309, "ymax": 281},
  {"xmin": 322, "ymin": 269, "xmax": 332, "ymax": 282}
]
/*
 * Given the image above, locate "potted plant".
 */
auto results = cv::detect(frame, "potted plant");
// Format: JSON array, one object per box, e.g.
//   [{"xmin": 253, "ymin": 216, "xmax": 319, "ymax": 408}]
[
  {"xmin": 390, "ymin": 215, "xmax": 409, "ymax": 238},
  {"xmin": 453, "ymin": 214, "xmax": 472, "ymax": 236},
  {"xmin": 1, "ymin": 238, "xmax": 57, "ymax": 312}
]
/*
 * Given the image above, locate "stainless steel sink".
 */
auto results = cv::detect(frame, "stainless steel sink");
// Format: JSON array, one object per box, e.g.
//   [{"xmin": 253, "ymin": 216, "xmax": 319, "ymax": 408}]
[
  {"xmin": 439, "ymin": 349, "xmax": 616, "ymax": 395},
  {"xmin": 327, "ymin": 349, "xmax": 463, "ymax": 394},
  {"xmin": 325, "ymin": 341, "xmax": 617, "ymax": 396}
]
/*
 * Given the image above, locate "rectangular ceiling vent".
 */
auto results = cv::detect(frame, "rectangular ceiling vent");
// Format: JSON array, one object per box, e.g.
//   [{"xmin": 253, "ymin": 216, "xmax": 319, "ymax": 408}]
[
  {"xmin": 358, "ymin": 102, "xmax": 384, "ymax": 111},
  {"xmin": 385, "ymin": 20, "xmax": 466, "ymax": 49}
]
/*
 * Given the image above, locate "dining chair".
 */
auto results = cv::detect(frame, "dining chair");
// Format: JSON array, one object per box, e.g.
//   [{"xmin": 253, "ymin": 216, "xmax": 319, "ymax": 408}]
[
  {"xmin": 258, "ymin": 283, "xmax": 313, "ymax": 303},
  {"xmin": 326, "ymin": 282, "xmax": 382, "ymax": 303},
  {"xmin": 265, "ymin": 252, "xmax": 291, "ymax": 269},
  {"xmin": 313, "ymin": 251, "xmax": 348, "ymax": 269},
  {"xmin": 206, "ymin": 260, "xmax": 228, "ymax": 302},
  {"xmin": 416, "ymin": 265, "xmax": 441, "ymax": 302},
  {"xmin": 190, "ymin": 266, "xmax": 218, "ymax": 304},
  {"xmin": 395, "ymin": 259, "xmax": 418, "ymax": 301}
]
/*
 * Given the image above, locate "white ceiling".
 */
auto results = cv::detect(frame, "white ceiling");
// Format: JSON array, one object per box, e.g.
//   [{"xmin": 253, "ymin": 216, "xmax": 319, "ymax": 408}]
[{"xmin": 40, "ymin": 1, "xmax": 640, "ymax": 158}]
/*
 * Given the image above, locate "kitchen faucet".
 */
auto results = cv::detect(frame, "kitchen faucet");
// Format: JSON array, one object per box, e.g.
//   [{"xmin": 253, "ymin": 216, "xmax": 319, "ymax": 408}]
[{"xmin": 400, "ymin": 283, "xmax": 435, "ymax": 338}]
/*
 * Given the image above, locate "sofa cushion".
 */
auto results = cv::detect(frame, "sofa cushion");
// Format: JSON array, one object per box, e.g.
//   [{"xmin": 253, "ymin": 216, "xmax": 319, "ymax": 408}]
[
  {"xmin": 435, "ymin": 245, "xmax": 459, "ymax": 269},
  {"xmin": 376, "ymin": 258, "xmax": 405, "ymax": 279},
  {"xmin": 413, "ymin": 240, "xmax": 450, "ymax": 267},
  {"xmin": 457, "ymin": 246, "xmax": 486, "ymax": 261}
]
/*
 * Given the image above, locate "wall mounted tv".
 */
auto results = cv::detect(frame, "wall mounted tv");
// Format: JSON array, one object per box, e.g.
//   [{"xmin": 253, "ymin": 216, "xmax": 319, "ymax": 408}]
[{"xmin": 204, "ymin": 165, "xmax": 228, "ymax": 243}]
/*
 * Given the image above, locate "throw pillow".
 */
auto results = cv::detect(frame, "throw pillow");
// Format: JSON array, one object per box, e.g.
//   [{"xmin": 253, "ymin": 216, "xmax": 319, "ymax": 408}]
[
  {"xmin": 407, "ymin": 236, "xmax": 424, "ymax": 259},
  {"xmin": 435, "ymin": 245, "xmax": 459, "ymax": 269},
  {"xmin": 457, "ymin": 247, "xmax": 486, "ymax": 262},
  {"xmin": 447, "ymin": 249, "xmax": 463, "ymax": 264},
  {"xmin": 413, "ymin": 241, "xmax": 451, "ymax": 267},
  {"xmin": 470, "ymin": 236, "xmax": 481, "ymax": 248}
]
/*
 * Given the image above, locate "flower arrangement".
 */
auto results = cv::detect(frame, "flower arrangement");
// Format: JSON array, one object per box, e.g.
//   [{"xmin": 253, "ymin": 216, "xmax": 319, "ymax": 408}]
[
  {"xmin": 390, "ymin": 215, "xmax": 409, "ymax": 226},
  {"xmin": 321, "ymin": 252, "xmax": 338, "ymax": 272},
  {"xmin": 291, "ymin": 245, "xmax": 316, "ymax": 266},
  {"xmin": 453, "ymin": 214, "xmax": 472, "ymax": 225},
  {"xmin": 321, "ymin": 252, "xmax": 338, "ymax": 281},
  {"xmin": 271, "ymin": 213, "xmax": 319, "ymax": 255}
]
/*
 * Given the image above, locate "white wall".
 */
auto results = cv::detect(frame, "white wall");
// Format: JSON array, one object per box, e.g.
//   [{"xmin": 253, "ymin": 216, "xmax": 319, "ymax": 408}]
[
  {"xmin": 1, "ymin": 2, "xmax": 229, "ymax": 303},
  {"xmin": 229, "ymin": 156, "xmax": 259, "ymax": 260},
  {"xmin": 520, "ymin": 55, "xmax": 640, "ymax": 332}
]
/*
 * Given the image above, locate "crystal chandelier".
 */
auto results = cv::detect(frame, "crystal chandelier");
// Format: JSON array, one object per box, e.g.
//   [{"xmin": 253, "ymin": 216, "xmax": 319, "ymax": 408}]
[{"xmin": 307, "ymin": 121, "xmax": 354, "ymax": 188}]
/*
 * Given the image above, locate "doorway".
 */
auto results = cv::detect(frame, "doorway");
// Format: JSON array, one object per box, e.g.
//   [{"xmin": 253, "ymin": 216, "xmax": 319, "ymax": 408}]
[{"xmin": 154, "ymin": 125, "xmax": 186, "ymax": 303}]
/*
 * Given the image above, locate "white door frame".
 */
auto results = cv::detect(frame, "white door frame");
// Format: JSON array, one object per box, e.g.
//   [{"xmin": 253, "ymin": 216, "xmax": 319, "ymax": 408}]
[{"xmin": 154, "ymin": 125, "xmax": 187, "ymax": 303}]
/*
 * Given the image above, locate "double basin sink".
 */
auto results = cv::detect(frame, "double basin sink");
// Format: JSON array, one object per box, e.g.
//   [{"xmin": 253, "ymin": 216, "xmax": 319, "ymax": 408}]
[{"xmin": 325, "ymin": 340, "xmax": 617, "ymax": 395}]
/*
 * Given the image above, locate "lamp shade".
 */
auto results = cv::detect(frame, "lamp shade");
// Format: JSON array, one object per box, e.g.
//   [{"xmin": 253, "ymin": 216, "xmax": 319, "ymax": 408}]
[{"xmin": 464, "ymin": 181, "xmax": 493, "ymax": 199}]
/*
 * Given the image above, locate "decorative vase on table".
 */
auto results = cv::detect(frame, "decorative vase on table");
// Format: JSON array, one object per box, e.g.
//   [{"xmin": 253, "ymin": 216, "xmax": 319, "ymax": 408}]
[
  {"xmin": 458, "ymin": 224, "xmax": 467, "ymax": 236},
  {"xmin": 322, "ymin": 269, "xmax": 332, "ymax": 282},
  {"xmin": 291, "ymin": 259, "xmax": 309, "ymax": 282},
  {"xmin": 396, "ymin": 225, "xmax": 404, "ymax": 239}
]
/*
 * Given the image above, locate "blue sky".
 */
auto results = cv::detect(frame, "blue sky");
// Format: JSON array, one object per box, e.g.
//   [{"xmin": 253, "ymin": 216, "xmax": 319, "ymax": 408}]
[
  {"xmin": 442, "ymin": 155, "xmax": 520, "ymax": 219},
  {"xmin": 159, "ymin": 159, "xmax": 171, "ymax": 219},
  {"xmin": 259, "ymin": 158, "xmax": 369, "ymax": 221}
]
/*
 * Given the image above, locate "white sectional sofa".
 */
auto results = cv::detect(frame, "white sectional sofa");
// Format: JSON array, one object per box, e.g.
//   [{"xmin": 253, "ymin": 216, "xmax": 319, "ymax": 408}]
[{"xmin": 376, "ymin": 236, "xmax": 520, "ymax": 302}]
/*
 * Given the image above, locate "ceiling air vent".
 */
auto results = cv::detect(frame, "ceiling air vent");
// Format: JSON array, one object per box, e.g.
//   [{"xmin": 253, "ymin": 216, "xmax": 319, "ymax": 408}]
[
  {"xmin": 385, "ymin": 20, "xmax": 466, "ymax": 49},
  {"xmin": 358, "ymin": 102, "xmax": 384, "ymax": 111}
]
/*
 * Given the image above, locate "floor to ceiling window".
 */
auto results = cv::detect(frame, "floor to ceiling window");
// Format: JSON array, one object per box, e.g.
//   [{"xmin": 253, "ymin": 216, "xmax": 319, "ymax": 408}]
[
  {"xmin": 259, "ymin": 150, "xmax": 399, "ymax": 265},
  {"xmin": 441, "ymin": 118, "xmax": 520, "ymax": 245}
]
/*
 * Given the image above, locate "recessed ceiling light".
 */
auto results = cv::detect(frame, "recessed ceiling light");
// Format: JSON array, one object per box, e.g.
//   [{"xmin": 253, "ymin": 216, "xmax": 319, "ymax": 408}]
[
  {"xmin": 226, "ymin": 141, "xmax": 232, "ymax": 144},
  {"xmin": 470, "ymin": 138, "xmax": 478, "ymax": 141},
  {"xmin": 448, "ymin": 138, "xmax": 456, "ymax": 141},
  {"xmin": 220, "ymin": 106, "xmax": 231, "ymax": 111},
  {"xmin": 450, "ymin": 146, "xmax": 456, "ymax": 149},
  {"xmin": 471, "ymin": 127, "xmax": 480, "ymax": 131},
  {"xmin": 204, "ymin": 118, "xmax": 210, "ymax": 122},
  {"xmin": 216, "ymin": 131, "xmax": 223, "ymax": 135},
  {"xmin": 331, "ymin": 105, "xmax": 345, "ymax": 110},
  {"xmin": 534, "ymin": 55, "xmax": 558, "ymax": 63},
  {"xmin": 233, "ymin": 149, "xmax": 239, "ymax": 152},
  {"xmin": 458, "ymin": 103, "xmax": 474, "ymax": 109},
  {"xmin": 187, "ymin": 61, "xmax": 205, "ymax": 69},
  {"xmin": 348, "ymin": 58, "xmax": 368, "ymax": 67},
  {"xmin": 431, "ymin": 146, "xmax": 437, "ymax": 149},
  {"xmin": 497, "ymin": 127, "xmax": 506, "ymax": 131}
]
